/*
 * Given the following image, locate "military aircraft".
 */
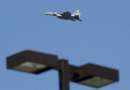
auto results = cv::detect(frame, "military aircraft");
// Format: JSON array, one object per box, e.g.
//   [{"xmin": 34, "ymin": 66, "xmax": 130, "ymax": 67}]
[{"xmin": 44, "ymin": 10, "xmax": 82, "ymax": 21}]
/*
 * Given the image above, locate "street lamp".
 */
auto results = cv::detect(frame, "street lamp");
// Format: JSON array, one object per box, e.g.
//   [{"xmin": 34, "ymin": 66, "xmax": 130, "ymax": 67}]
[
  {"xmin": 6, "ymin": 50, "xmax": 119, "ymax": 90},
  {"xmin": 6, "ymin": 50, "xmax": 59, "ymax": 74},
  {"xmin": 72, "ymin": 63, "xmax": 119, "ymax": 88}
]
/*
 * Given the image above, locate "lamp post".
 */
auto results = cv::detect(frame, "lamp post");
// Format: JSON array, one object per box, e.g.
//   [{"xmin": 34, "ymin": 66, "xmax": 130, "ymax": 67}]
[
  {"xmin": 59, "ymin": 60, "xmax": 70, "ymax": 90},
  {"xmin": 6, "ymin": 50, "xmax": 119, "ymax": 90}
]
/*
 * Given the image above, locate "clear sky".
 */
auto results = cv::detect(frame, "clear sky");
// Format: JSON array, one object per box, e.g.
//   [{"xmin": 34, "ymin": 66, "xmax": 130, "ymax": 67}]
[{"xmin": 0, "ymin": 0, "xmax": 130, "ymax": 90}]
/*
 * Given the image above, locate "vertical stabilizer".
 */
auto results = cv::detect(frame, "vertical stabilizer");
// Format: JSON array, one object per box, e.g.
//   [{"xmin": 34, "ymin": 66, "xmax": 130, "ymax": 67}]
[
  {"xmin": 72, "ymin": 10, "xmax": 82, "ymax": 21},
  {"xmin": 72, "ymin": 10, "xmax": 80, "ymax": 17}
]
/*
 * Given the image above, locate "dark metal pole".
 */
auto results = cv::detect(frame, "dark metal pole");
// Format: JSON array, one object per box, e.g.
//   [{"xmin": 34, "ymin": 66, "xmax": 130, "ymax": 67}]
[{"xmin": 59, "ymin": 60, "xmax": 70, "ymax": 90}]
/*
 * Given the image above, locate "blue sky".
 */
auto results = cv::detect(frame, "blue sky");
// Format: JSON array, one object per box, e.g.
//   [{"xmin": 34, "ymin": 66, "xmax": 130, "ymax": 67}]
[{"xmin": 0, "ymin": 0, "xmax": 130, "ymax": 90}]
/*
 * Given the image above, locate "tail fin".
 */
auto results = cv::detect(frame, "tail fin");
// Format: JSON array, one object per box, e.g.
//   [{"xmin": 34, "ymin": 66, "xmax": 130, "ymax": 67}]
[
  {"xmin": 72, "ymin": 10, "xmax": 82, "ymax": 21},
  {"xmin": 72, "ymin": 10, "xmax": 80, "ymax": 17}
]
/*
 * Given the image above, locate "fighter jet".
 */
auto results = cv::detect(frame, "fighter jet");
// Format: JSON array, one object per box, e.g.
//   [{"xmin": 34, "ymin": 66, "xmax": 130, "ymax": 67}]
[{"xmin": 44, "ymin": 10, "xmax": 82, "ymax": 21}]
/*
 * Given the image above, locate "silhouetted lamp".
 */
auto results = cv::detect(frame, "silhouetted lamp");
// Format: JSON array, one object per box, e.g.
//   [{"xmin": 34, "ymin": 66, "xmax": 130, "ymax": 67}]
[
  {"xmin": 72, "ymin": 63, "xmax": 119, "ymax": 88},
  {"xmin": 6, "ymin": 50, "xmax": 119, "ymax": 90},
  {"xmin": 6, "ymin": 50, "xmax": 59, "ymax": 74}
]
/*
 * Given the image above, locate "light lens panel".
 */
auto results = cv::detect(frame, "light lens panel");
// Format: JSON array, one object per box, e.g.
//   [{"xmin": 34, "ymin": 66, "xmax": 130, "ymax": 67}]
[
  {"xmin": 13, "ymin": 61, "xmax": 47, "ymax": 73},
  {"xmin": 80, "ymin": 76, "xmax": 113, "ymax": 88}
]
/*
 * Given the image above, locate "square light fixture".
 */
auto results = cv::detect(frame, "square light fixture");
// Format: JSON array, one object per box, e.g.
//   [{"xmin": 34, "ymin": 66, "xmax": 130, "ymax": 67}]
[
  {"xmin": 6, "ymin": 50, "xmax": 59, "ymax": 74},
  {"xmin": 72, "ymin": 63, "xmax": 119, "ymax": 88}
]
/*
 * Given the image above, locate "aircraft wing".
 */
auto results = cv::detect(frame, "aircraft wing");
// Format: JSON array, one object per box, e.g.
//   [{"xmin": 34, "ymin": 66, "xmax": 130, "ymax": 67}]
[{"xmin": 44, "ymin": 12, "xmax": 62, "ymax": 16}]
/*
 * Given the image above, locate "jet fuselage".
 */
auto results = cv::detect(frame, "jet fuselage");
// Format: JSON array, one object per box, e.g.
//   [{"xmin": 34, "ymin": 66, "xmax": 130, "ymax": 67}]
[{"xmin": 44, "ymin": 10, "xmax": 82, "ymax": 21}]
